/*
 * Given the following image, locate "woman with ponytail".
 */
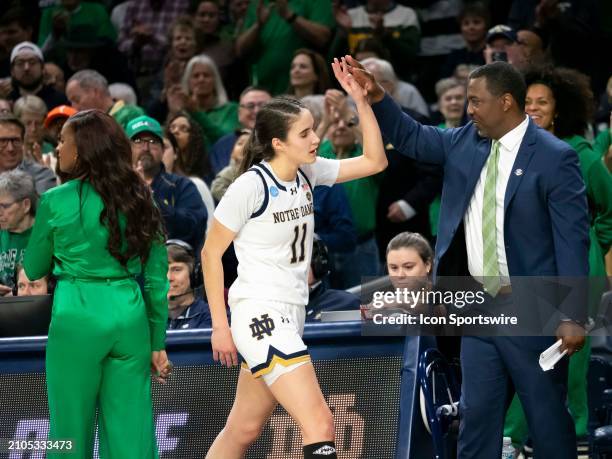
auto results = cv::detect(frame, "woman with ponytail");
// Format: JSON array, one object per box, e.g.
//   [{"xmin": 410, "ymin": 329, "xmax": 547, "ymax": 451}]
[
  {"xmin": 202, "ymin": 58, "xmax": 387, "ymax": 459},
  {"xmin": 24, "ymin": 110, "xmax": 171, "ymax": 458}
]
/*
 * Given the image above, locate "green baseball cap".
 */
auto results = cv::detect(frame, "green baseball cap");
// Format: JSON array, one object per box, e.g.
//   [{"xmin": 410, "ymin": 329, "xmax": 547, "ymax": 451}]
[{"xmin": 126, "ymin": 115, "xmax": 163, "ymax": 141}]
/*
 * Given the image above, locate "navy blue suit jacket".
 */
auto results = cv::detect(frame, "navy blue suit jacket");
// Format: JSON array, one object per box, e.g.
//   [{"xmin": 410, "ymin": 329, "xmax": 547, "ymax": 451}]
[{"xmin": 372, "ymin": 95, "xmax": 590, "ymax": 320}]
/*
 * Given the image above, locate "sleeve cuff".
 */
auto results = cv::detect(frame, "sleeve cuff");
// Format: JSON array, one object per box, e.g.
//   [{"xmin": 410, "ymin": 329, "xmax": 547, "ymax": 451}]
[{"xmin": 397, "ymin": 200, "xmax": 416, "ymax": 220}]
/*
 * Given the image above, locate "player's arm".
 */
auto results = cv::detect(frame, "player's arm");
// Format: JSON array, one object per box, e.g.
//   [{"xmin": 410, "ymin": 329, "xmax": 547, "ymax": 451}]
[
  {"xmin": 331, "ymin": 57, "xmax": 388, "ymax": 184},
  {"xmin": 201, "ymin": 218, "xmax": 238, "ymax": 367}
]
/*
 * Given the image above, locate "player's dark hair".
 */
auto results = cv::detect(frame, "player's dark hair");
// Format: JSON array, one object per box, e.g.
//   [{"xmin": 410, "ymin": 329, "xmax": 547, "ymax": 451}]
[
  {"xmin": 524, "ymin": 66, "xmax": 594, "ymax": 139},
  {"xmin": 386, "ymin": 232, "xmax": 433, "ymax": 265},
  {"xmin": 239, "ymin": 97, "xmax": 305, "ymax": 174},
  {"xmin": 469, "ymin": 61, "xmax": 527, "ymax": 111},
  {"xmin": 63, "ymin": 109, "xmax": 165, "ymax": 265}
]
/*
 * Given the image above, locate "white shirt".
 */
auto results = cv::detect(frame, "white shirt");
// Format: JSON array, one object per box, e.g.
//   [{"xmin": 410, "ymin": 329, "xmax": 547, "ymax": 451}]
[
  {"xmin": 464, "ymin": 115, "xmax": 529, "ymax": 284},
  {"xmin": 214, "ymin": 158, "xmax": 339, "ymax": 306}
]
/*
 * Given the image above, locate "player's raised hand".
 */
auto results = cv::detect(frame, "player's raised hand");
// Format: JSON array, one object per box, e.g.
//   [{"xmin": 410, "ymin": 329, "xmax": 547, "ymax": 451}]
[
  {"xmin": 331, "ymin": 57, "xmax": 367, "ymax": 105},
  {"xmin": 343, "ymin": 55, "xmax": 386, "ymax": 104}
]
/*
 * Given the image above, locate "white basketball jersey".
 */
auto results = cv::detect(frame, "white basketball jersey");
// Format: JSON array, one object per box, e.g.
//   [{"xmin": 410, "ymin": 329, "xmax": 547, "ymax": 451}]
[{"xmin": 214, "ymin": 158, "xmax": 339, "ymax": 306}]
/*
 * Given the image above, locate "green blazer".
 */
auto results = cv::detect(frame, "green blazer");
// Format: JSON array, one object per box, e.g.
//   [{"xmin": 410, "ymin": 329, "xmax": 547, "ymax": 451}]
[{"xmin": 24, "ymin": 179, "xmax": 168, "ymax": 350}]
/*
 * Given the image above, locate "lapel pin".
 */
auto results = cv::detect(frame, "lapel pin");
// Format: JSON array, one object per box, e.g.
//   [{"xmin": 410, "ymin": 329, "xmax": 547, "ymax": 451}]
[{"xmin": 514, "ymin": 169, "xmax": 523, "ymax": 176}]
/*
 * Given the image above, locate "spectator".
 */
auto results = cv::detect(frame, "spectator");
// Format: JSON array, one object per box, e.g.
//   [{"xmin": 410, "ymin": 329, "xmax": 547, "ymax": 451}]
[
  {"xmin": 517, "ymin": 27, "xmax": 549, "ymax": 68},
  {"xmin": 42, "ymin": 104, "xmax": 76, "ymax": 171},
  {"xmin": 16, "ymin": 264, "xmax": 52, "ymax": 296},
  {"xmin": 118, "ymin": 0, "xmax": 190, "ymax": 98},
  {"xmin": 319, "ymin": 107, "xmax": 382, "ymax": 288},
  {"xmin": 484, "ymin": 25, "xmax": 527, "ymax": 70},
  {"xmin": 306, "ymin": 236, "xmax": 360, "ymax": 321},
  {"xmin": 168, "ymin": 55, "xmax": 239, "ymax": 145},
  {"xmin": 208, "ymin": 85, "xmax": 270, "ymax": 174},
  {"xmin": 362, "ymin": 57, "xmax": 429, "ymax": 117},
  {"xmin": 427, "ymin": 77, "xmax": 467, "ymax": 239},
  {"xmin": 192, "ymin": 1, "xmax": 236, "ymax": 89},
  {"xmin": 210, "ymin": 128, "xmax": 250, "ymax": 201},
  {"xmin": 13, "ymin": 94, "xmax": 54, "ymax": 163},
  {"xmin": 287, "ymin": 48, "xmax": 332, "ymax": 98},
  {"xmin": 109, "ymin": 82, "xmax": 137, "ymax": 106},
  {"xmin": 147, "ymin": 16, "xmax": 198, "ymax": 123},
  {"xmin": 3, "ymin": 42, "xmax": 69, "ymax": 109},
  {"xmin": 440, "ymin": 2, "xmax": 489, "ymax": 78},
  {"xmin": 0, "ymin": 114, "xmax": 56, "ymax": 194},
  {"xmin": 236, "ymin": 0, "xmax": 333, "ymax": 95},
  {"xmin": 166, "ymin": 239, "xmax": 212, "ymax": 329},
  {"xmin": 166, "ymin": 112, "xmax": 215, "ymax": 229},
  {"xmin": 127, "ymin": 115, "xmax": 207, "ymax": 252},
  {"xmin": 65, "ymin": 69, "xmax": 144, "ymax": 129},
  {"xmin": 353, "ymin": 37, "xmax": 390, "ymax": 62},
  {"xmin": 37, "ymin": 0, "xmax": 116, "ymax": 54},
  {"xmin": 331, "ymin": 0, "xmax": 419, "ymax": 81},
  {"xmin": 0, "ymin": 8, "xmax": 34, "ymax": 78},
  {"xmin": 43, "ymin": 62, "xmax": 65, "ymax": 93},
  {"xmin": 0, "ymin": 169, "xmax": 37, "ymax": 295},
  {"xmin": 0, "ymin": 98, "xmax": 11, "ymax": 114}
]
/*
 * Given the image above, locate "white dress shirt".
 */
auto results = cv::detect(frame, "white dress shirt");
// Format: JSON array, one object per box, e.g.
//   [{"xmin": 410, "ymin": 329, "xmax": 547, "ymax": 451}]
[{"xmin": 464, "ymin": 115, "xmax": 530, "ymax": 284}]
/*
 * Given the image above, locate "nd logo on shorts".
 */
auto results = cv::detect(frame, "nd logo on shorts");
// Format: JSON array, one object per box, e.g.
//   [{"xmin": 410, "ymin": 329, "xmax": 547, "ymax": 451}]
[{"xmin": 250, "ymin": 313, "xmax": 275, "ymax": 340}]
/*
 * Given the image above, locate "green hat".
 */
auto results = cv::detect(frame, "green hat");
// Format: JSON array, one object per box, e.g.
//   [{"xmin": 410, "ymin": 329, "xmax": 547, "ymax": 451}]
[{"xmin": 126, "ymin": 116, "xmax": 163, "ymax": 141}]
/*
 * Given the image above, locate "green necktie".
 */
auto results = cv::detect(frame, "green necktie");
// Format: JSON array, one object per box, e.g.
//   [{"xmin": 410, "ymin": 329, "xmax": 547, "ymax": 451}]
[{"xmin": 482, "ymin": 140, "xmax": 501, "ymax": 296}]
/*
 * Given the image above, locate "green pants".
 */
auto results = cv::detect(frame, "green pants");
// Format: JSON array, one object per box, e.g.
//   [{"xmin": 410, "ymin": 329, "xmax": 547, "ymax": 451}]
[
  {"xmin": 46, "ymin": 278, "xmax": 158, "ymax": 458},
  {"xmin": 504, "ymin": 336, "xmax": 591, "ymax": 444}
]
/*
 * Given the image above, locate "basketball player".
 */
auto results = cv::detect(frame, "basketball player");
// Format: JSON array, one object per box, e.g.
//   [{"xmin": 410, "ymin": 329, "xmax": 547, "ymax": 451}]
[{"xmin": 202, "ymin": 58, "xmax": 387, "ymax": 458}]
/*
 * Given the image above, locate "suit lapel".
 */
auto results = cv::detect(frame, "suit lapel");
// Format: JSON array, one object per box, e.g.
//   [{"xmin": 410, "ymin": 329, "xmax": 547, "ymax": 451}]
[{"xmin": 504, "ymin": 120, "xmax": 537, "ymax": 212}]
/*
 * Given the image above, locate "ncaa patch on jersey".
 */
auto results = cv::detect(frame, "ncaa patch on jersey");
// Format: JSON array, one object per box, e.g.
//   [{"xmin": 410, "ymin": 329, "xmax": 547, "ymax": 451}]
[{"xmin": 270, "ymin": 186, "xmax": 279, "ymax": 197}]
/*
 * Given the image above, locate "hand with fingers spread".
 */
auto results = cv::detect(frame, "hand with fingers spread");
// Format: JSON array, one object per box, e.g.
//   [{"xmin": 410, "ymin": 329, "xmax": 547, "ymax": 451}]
[
  {"xmin": 331, "ymin": 57, "xmax": 368, "ymax": 106},
  {"xmin": 212, "ymin": 325, "xmax": 239, "ymax": 367},
  {"xmin": 336, "ymin": 55, "xmax": 386, "ymax": 104}
]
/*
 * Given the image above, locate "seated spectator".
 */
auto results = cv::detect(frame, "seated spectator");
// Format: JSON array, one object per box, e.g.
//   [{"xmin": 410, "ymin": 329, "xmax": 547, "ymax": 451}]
[
  {"xmin": 0, "ymin": 169, "xmax": 37, "ymax": 295},
  {"xmin": 236, "ymin": 0, "xmax": 333, "ymax": 95},
  {"xmin": 484, "ymin": 25, "xmax": 527, "ymax": 70},
  {"xmin": 16, "ymin": 264, "xmax": 53, "ymax": 296},
  {"xmin": 362, "ymin": 57, "xmax": 429, "ymax": 117},
  {"xmin": 0, "ymin": 99, "xmax": 10, "ymax": 114},
  {"xmin": 287, "ymin": 48, "xmax": 332, "ymax": 98},
  {"xmin": 118, "ymin": 0, "xmax": 190, "ymax": 98},
  {"xmin": 146, "ymin": 15, "xmax": 198, "ymax": 123},
  {"xmin": 0, "ymin": 114, "xmax": 56, "ymax": 194},
  {"xmin": 168, "ymin": 55, "xmax": 239, "ymax": 145},
  {"xmin": 192, "ymin": 1, "xmax": 236, "ymax": 90},
  {"xmin": 42, "ymin": 104, "xmax": 76, "ymax": 171},
  {"xmin": 319, "ymin": 106, "xmax": 381, "ymax": 288},
  {"xmin": 109, "ymin": 82, "xmax": 137, "ymax": 106},
  {"xmin": 37, "ymin": 0, "xmax": 116, "ymax": 54},
  {"xmin": 66, "ymin": 69, "xmax": 144, "ymax": 129},
  {"xmin": 0, "ymin": 7, "xmax": 34, "ymax": 78},
  {"xmin": 2, "ymin": 42, "xmax": 69, "ymax": 110},
  {"xmin": 517, "ymin": 26, "xmax": 549, "ymax": 69},
  {"xmin": 167, "ymin": 110, "xmax": 213, "ymax": 184},
  {"xmin": 43, "ymin": 62, "xmax": 66, "ymax": 94},
  {"xmin": 306, "ymin": 236, "xmax": 360, "ymax": 321},
  {"xmin": 440, "ymin": 2, "xmax": 488, "ymax": 78},
  {"xmin": 166, "ymin": 239, "xmax": 212, "ymax": 329},
  {"xmin": 13, "ymin": 95, "xmax": 54, "ymax": 163},
  {"xmin": 331, "ymin": 0, "xmax": 419, "ymax": 81},
  {"xmin": 210, "ymin": 128, "xmax": 250, "ymax": 202},
  {"xmin": 127, "ymin": 115, "xmax": 207, "ymax": 252},
  {"xmin": 208, "ymin": 86, "xmax": 270, "ymax": 174}
]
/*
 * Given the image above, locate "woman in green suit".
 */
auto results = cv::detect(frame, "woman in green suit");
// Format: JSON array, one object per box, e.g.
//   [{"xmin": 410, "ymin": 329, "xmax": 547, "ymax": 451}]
[
  {"xmin": 504, "ymin": 66, "xmax": 612, "ymax": 448},
  {"xmin": 24, "ymin": 110, "xmax": 172, "ymax": 458}
]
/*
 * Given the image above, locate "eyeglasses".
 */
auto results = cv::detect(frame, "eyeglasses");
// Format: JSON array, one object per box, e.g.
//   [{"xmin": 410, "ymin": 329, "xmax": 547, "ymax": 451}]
[
  {"xmin": 333, "ymin": 117, "xmax": 359, "ymax": 128},
  {"xmin": 0, "ymin": 201, "xmax": 17, "ymax": 210},
  {"xmin": 239, "ymin": 102, "xmax": 267, "ymax": 111},
  {"xmin": 131, "ymin": 137, "xmax": 161, "ymax": 147},
  {"xmin": 0, "ymin": 137, "xmax": 23, "ymax": 149},
  {"xmin": 13, "ymin": 58, "xmax": 40, "ymax": 69}
]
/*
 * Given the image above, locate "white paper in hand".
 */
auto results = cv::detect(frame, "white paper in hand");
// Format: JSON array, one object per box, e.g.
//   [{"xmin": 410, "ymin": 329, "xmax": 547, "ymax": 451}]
[{"xmin": 539, "ymin": 339, "xmax": 567, "ymax": 372}]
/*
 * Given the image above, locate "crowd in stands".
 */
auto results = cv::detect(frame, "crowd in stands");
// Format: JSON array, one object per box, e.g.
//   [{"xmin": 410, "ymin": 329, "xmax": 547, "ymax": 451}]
[{"xmin": 0, "ymin": 0, "xmax": 610, "ymax": 331}]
